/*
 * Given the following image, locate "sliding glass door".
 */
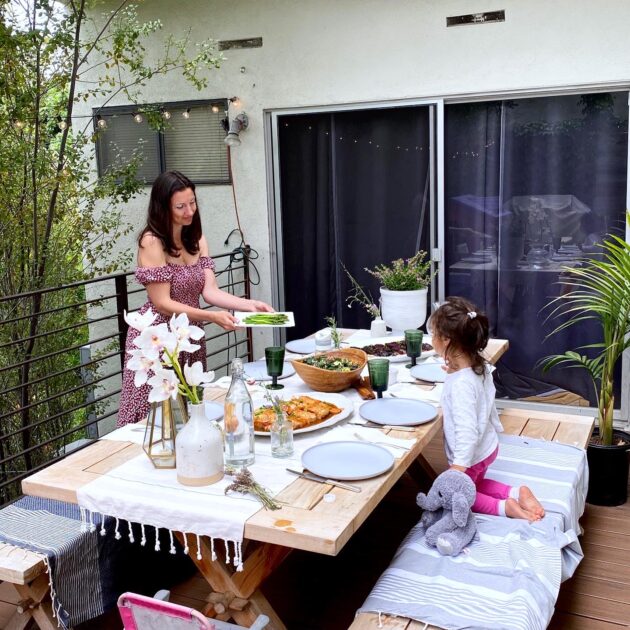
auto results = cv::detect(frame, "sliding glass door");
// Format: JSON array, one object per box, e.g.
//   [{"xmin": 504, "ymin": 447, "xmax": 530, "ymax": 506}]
[
  {"xmin": 444, "ymin": 92, "xmax": 628, "ymax": 406},
  {"xmin": 277, "ymin": 106, "xmax": 433, "ymax": 340}
]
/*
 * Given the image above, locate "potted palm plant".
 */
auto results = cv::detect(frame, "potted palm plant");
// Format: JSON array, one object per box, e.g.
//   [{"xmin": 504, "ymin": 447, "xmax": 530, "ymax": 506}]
[
  {"xmin": 542, "ymin": 227, "xmax": 630, "ymax": 506},
  {"xmin": 364, "ymin": 251, "xmax": 434, "ymax": 332}
]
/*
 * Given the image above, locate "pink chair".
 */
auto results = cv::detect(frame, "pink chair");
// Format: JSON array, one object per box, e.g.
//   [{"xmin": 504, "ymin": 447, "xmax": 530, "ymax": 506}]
[{"xmin": 118, "ymin": 591, "xmax": 269, "ymax": 630}]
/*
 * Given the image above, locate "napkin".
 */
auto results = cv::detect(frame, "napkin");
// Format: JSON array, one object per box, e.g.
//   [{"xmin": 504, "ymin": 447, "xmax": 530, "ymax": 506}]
[{"xmin": 388, "ymin": 382, "xmax": 443, "ymax": 406}]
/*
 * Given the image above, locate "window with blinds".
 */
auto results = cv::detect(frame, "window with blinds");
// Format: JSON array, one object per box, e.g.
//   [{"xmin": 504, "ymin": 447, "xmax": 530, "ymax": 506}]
[{"xmin": 94, "ymin": 100, "xmax": 230, "ymax": 184}]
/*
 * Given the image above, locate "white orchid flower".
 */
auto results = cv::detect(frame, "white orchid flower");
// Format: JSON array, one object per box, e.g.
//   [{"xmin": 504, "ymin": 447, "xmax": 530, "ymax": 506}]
[
  {"xmin": 170, "ymin": 313, "xmax": 204, "ymax": 341},
  {"xmin": 124, "ymin": 309, "xmax": 157, "ymax": 332},
  {"xmin": 147, "ymin": 369, "xmax": 180, "ymax": 402},
  {"xmin": 177, "ymin": 339, "xmax": 201, "ymax": 354},
  {"xmin": 134, "ymin": 323, "xmax": 177, "ymax": 359},
  {"xmin": 184, "ymin": 361, "xmax": 215, "ymax": 387},
  {"xmin": 127, "ymin": 348, "xmax": 158, "ymax": 387}
]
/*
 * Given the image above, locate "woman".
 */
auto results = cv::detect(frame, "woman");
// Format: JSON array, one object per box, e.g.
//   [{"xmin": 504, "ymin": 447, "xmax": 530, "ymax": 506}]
[{"xmin": 118, "ymin": 170, "xmax": 273, "ymax": 426}]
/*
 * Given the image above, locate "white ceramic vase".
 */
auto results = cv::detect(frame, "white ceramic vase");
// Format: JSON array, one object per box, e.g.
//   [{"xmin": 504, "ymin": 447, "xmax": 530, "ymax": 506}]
[
  {"xmin": 176, "ymin": 402, "xmax": 224, "ymax": 486},
  {"xmin": 370, "ymin": 317, "xmax": 387, "ymax": 337},
  {"xmin": 380, "ymin": 287, "xmax": 428, "ymax": 332}
]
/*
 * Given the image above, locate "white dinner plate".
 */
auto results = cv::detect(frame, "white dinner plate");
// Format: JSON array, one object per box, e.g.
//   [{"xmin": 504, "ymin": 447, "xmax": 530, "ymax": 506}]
[
  {"xmin": 359, "ymin": 398, "xmax": 437, "ymax": 426},
  {"xmin": 242, "ymin": 360, "xmax": 295, "ymax": 381},
  {"xmin": 251, "ymin": 391, "xmax": 353, "ymax": 436},
  {"xmin": 349, "ymin": 335, "xmax": 436, "ymax": 363},
  {"xmin": 410, "ymin": 363, "xmax": 447, "ymax": 383},
  {"xmin": 234, "ymin": 311, "xmax": 295, "ymax": 327},
  {"xmin": 203, "ymin": 402, "xmax": 224, "ymax": 422},
  {"xmin": 302, "ymin": 441, "xmax": 394, "ymax": 480},
  {"xmin": 285, "ymin": 338, "xmax": 317, "ymax": 354}
]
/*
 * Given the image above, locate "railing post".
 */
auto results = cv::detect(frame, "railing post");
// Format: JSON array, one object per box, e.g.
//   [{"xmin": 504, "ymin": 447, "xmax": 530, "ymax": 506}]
[
  {"xmin": 243, "ymin": 244, "xmax": 254, "ymax": 362},
  {"xmin": 114, "ymin": 274, "xmax": 129, "ymax": 371},
  {"xmin": 80, "ymin": 345, "xmax": 99, "ymax": 439}
]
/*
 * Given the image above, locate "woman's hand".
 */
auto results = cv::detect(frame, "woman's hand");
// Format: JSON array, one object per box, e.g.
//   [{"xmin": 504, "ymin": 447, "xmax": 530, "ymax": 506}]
[
  {"xmin": 248, "ymin": 300, "xmax": 274, "ymax": 313},
  {"xmin": 211, "ymin": 311, "xmax": 240, "ymax": 331}
]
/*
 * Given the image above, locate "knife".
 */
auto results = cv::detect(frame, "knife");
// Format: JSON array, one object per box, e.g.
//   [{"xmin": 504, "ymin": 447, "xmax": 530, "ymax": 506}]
[{"xmin": 286, "ymin": 468, "xmax": 362, "ymax": 493}]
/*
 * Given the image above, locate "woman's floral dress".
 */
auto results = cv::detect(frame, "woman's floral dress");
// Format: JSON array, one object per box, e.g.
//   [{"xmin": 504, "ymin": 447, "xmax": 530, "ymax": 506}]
[{"xmin": 117, "ymin": 256, "xmax": 215, "ymax": 426}]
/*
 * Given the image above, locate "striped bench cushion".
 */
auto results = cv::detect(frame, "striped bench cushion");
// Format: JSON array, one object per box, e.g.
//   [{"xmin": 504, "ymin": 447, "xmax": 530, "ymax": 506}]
[{"xmin": 357, "ymin": 434, "xmax": 588, "ymax": 630}]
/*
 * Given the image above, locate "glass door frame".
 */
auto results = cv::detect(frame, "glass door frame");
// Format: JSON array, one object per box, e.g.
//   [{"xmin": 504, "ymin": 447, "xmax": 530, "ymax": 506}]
[{"xmin": 264, "ymin": 89, "xmax": 630, "ymax": 425}]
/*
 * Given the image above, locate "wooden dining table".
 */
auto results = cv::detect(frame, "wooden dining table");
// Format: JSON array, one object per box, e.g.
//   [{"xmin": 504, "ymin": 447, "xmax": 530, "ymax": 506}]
[{"xmin": 21, "ymin": 335, "xmax": 509, "ymax": 629}]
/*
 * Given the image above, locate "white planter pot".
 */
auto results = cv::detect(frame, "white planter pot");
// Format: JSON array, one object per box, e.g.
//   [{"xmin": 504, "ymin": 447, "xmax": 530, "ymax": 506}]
[
  {"xmin": 176, "ymin": 403, "xmax": 224, "ymax": 486},
  {"xmin": 380, "ymin": 288, "xmax": 428, "ymax": 332}
]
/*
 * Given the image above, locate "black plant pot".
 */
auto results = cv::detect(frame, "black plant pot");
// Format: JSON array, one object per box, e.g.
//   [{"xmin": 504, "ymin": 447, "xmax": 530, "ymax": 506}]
[{"xmin": 586, "ymin": 429, "xmax": 630, "ymax": 506}]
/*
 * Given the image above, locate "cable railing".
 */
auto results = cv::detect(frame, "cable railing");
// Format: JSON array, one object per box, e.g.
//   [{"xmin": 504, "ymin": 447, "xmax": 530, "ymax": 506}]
[{"xmin": 0, "ymin": 249, "xmax": 254, "ymax": 506}]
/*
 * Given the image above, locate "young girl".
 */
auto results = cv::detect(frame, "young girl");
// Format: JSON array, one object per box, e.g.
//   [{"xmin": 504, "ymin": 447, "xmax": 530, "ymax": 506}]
[{"xmin": 429, "ymin": 297, "xmax": 545, "ymax": 522}]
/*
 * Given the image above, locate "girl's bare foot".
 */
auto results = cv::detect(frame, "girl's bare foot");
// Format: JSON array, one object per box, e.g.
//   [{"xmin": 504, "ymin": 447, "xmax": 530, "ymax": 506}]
[
  {"xmin": 518, "ymin": 486, "xmax": 545, "ymax": 518},
  {"xmin": 505, "ymin": 498, "xmax": 541, "ymax": 522}
]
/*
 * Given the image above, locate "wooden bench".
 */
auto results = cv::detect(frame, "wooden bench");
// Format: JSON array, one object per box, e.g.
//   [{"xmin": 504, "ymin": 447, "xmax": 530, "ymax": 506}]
[
  {"xmin": 0, "ymin": 543, "xmax": 56, "ymax": 630},
  {"xmin": 349, "ymin": 407, "xmax": 595, "ymax": 630}
]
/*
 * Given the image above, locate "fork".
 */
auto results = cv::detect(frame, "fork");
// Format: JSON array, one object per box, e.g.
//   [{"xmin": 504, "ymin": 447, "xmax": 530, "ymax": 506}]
[
  {"xmin": 349, "ymin": 420, "xmax": 416, "ymax": 432},
  {"xmin": 353, "ymin": 431, "xmax": 412, "ymax": 451}
]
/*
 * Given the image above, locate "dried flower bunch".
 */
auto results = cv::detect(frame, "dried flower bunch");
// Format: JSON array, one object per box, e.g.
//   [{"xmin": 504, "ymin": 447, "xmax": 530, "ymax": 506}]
[
  {"xmin": 124, "ymin": 309, "xmax": 214, "ymax": 404},
  {"xmin": 224, "ymin": 467, "xmax": 281, "ymax": 510},
  {"xmin": 264, "ymin": 389, "xmax": 284, "ymax": 415},
  {"xmin": 342, "ymin": 264, "xmax": 381, "ymax": 319},
  {"xmin": 365, "ymin": 251, "xmax": 433, "ymax": 291}
]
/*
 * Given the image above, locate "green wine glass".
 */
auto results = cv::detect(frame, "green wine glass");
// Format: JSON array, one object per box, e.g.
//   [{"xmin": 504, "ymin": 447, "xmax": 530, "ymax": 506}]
[
  {"xmin": 265, "ymin": 346, "xmax": 285, "ymax": 390},
  {"xmin": 404, "ymin": 329, "xmax": 422, "ymax": 369},
  {"xmin": 367, "ymin": 358, "xmax": 390, "ymax": 399}
]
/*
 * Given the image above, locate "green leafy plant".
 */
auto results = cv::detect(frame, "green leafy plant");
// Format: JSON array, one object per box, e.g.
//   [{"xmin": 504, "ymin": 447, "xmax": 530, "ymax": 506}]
[
  {"xmin": 325, "ymin": 316, "xmax": 343, "ymax": 349},
  {"xmin": 365, "ymin": 251, "xmax": 434, "ymax": 291},
  {"xmin": 342, "ymin": 263, "xmax": 380, "ymax": 319},
  {"xmin": 542, "ymin": 223, "xmax": 630, "ymax": 446}
]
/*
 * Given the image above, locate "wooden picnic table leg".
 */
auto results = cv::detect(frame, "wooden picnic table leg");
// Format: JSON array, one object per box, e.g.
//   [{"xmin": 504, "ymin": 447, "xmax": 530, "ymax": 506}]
[
  {"xmin": 12, "ymin": 574, "xmax": 57, "ymax": 630},
  {"xmin": 176, "ymin": 533, "xmax": 291, "ymax": 629}
]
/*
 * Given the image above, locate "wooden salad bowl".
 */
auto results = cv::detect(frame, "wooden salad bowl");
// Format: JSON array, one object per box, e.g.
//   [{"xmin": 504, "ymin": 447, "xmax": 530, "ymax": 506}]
[{"xmin": 291, "ymin": 347, "xmax": 368, "ymax": 393}]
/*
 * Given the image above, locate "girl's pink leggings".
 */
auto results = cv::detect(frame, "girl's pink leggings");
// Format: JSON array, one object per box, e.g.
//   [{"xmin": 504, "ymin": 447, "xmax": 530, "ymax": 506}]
[{"xmin": 465, "ymin": 446, "xmax": 511, "ymax": 515}]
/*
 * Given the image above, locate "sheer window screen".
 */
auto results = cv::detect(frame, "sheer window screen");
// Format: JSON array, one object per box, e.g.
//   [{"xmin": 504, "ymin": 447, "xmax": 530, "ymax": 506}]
[
  {"xmin": 95, "ymin": 102, "xmax": 229, "ymax": 184},
  {"xmin": 163, "ymin": 105, "xmax": 229, "ymax": 182},
  {"xmin": 96, "ymin": 114, "xmax": 161, "ymax": 183}
]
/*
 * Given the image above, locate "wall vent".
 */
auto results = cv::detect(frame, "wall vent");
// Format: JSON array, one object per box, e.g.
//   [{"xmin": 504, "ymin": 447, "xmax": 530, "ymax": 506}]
[
  {"xmin": 218, "ymin": 37, "xmax": 263, "ymax": 51},
  {"xmin": 446, "ymin": 10, "xmax": 505, "ymax": 27}
]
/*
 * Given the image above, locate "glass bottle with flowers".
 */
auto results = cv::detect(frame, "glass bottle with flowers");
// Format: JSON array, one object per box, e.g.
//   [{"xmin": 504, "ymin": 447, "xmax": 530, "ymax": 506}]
[
  {"xmin": 342, "ymin": 264, "xmax": 386, "ymax": 337},
  {"xmin": 124, "ymin": 310, "xmax": 223, "ymax": 485},
  {"xmin": 265, "ymin": 391, "xmax": 294, "ymax": 458}
]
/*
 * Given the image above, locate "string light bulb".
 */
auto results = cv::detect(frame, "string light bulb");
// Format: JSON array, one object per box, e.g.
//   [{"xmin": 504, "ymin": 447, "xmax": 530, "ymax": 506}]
[
  {"xmin": 96, "ymin": 115, "xmax": 107, "ymax": 129},
  {"xmin": 211, "ymin": 104, "xmax": 220, "ymax": 114},
  {"xmin": 59, "ymin": 120, "xmax": 68, "ymax": 130},
  {"xmin": 14, "ymin": 120, "xmax": 25, "ymax": 129},
  {"xmin": 133, "ymin": 112, "xmax": 143, "ymax": 124},
  {"xmin": 162, "ymin": 110, "xmax": 171, "ymax": 120},
  {"xmin": 229, "ymin": 96, "xmax": 240, "ymax": 106},
  {"xmin": 182, "ymin": 108, "xmax": 191, "ymax": 119}
]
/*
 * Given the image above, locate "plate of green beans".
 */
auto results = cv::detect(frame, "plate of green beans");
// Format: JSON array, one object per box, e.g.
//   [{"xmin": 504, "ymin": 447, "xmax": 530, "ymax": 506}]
[{"xmin": 234, "ymin": 311, "xmax": 295, "ymax": 327}]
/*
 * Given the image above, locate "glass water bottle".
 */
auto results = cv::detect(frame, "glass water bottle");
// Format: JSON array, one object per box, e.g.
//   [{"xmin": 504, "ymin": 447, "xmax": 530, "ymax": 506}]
[{"xmin": 223, "ymin": 358, "xmax": 255, "ymax": 467}]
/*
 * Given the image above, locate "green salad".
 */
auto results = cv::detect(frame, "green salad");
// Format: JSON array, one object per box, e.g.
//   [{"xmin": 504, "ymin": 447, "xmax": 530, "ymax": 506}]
[{"xmin": 301, "ymin": 355, "xmax": 359, "ymax": 372}]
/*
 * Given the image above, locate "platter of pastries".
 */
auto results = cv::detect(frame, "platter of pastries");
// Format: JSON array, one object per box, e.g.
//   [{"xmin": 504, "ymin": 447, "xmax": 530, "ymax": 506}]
[{"xmin": 252, "ymin": 392, "xmax": 352, "ymax": 435}]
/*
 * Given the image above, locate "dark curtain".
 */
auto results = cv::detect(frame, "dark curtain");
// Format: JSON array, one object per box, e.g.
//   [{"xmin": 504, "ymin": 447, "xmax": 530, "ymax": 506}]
[
  {"xmin": 445, "ymin": 92, "xmax": 628, "ymax": 404},
  {"xmin": 279, "ymin": 106, "xmax": 431, "ymax": 339},
  {"xmin": 279, "ymin": 115, "xmax": 334, "ymax": 340}
]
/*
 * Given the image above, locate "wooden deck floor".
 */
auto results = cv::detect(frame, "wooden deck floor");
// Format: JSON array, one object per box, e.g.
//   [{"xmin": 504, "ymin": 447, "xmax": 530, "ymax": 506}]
[{"xmin": 5, "ymin": 442, "xmax": 630, "ymax": 629}]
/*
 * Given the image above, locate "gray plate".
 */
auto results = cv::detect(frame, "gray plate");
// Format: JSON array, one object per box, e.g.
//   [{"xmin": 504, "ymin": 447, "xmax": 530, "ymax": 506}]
[
  {"xmin": 410, "ymin": 363, "xmax": 447, "ymax": 383},
  {"xmin": 359, "ymin": 398, "xmax": 437, "ymax": 426},
  {"xmin": 242, "ymin": 360, "xmax": 295, "ymax": 381},
  {"xmin": 302, "ymin": 441, "xmax": 394, "ymax": 481},
  {"xmin": 285, "ymin": 338, "xmax": 317, "ymax": 354}
]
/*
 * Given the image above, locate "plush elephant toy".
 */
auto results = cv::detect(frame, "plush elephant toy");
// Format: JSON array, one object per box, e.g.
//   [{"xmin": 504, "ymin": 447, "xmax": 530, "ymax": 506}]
[{"xmin": 416, "ymin": 469, "xmax": 477, "ymax": 556}]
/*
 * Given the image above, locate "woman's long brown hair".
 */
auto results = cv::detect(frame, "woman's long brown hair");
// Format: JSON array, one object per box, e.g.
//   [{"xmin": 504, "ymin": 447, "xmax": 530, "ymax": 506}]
[{"xmin": 139, "ymin": 170, "xmax": 202, "ymax": 257}]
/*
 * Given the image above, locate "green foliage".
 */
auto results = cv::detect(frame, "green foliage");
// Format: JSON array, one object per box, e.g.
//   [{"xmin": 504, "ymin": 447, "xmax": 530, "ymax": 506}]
[
  {"xmin": 365, "ymin": 251, "xmax": 434, "ymax": 291},
  {"xmin": 325, "ymin": 316, "xmax": 342, "ymax": 349},
  {"xmin": 0, "ymin": 1, "xmax": 223, "ymax": 503},
  {"xmin": 542, "ymin": 223, "xmax": 630, "ymax": 446}
]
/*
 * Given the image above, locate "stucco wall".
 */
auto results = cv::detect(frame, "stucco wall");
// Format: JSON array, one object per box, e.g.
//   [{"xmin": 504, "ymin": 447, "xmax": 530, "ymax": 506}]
[{"xmin": 79, "ymin": 0, "xmax": 630, "ymax": 360}]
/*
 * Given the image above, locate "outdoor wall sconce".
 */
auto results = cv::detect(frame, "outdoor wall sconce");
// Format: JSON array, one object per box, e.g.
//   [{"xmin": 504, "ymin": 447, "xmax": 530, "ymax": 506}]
[{"xmin": 223, "ymin": 112, "xmax": 249, "ymax": 147}]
